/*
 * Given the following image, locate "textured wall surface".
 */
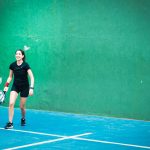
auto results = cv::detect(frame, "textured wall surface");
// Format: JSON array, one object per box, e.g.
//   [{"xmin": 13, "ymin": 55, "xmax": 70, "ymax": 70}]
[{"xmin": 0, "ymin": 0, "xmax": 150, "ymax": 120}]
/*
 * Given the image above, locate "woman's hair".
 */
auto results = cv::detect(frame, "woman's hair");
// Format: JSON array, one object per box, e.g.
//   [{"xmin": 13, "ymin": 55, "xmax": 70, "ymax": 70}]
[{"xmin": 16, "ymin": 49, "xmax": 26, "ymax": 61}]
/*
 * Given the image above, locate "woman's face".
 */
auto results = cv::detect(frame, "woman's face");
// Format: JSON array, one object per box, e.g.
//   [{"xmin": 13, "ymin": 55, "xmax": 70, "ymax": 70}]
[{"xmin": 15, "ymin": 51, "xmax": 24, "ymax": 61}]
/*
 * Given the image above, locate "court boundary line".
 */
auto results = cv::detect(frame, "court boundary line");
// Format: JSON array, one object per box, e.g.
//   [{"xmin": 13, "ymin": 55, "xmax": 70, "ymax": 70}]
[
  {"xmin": 0, "ymin": 128, "xmax": 66, "ymax": 138},
  {"xmin": 0, "ymin": 128, "xmax": 150, "ymax": 149},
  {"xmin": 74, "ymin": 137, "xmax": 150, "ymax": 149},
  {"xmin": 3, "ymin": 133, "xmax": 92, "ymax": 150}
]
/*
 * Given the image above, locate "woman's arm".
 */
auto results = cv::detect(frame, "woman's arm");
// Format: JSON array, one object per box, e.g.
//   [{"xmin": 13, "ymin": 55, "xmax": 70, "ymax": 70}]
[
  {"xmin": 3, "ymin": 70, "xmax": 13, "ymax": 92},
  {"xmin": 28, "ymin": 69, "xmax": 34, "ymax": 96}
]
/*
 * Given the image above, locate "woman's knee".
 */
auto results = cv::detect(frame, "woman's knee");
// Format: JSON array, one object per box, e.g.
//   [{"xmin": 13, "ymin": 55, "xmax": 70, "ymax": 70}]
[{"xmin": 9, "ymin": 103, "xmax": 15, "ymax": 109}]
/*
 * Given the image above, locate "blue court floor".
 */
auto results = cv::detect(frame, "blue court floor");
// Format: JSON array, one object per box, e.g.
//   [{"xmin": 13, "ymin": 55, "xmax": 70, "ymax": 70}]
[{"xmin": 0, "ymin": 106, "xmax": 150, "ymax": 150}]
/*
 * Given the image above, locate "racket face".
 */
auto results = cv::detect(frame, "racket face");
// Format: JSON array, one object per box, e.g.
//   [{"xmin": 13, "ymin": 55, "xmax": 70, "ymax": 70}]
[{"xmin": 0, "ymin": 90, "xmax": 5, "ymax": 104}]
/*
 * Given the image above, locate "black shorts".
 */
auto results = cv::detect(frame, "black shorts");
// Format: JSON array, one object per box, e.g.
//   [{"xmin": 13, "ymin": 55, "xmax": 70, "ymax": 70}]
[{"xmin": 11, "ymin": 84, "xmax": 29, "ymax": 97}]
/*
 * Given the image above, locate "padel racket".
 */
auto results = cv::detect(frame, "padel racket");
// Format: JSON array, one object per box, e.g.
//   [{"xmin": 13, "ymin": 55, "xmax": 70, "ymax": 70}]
[{"xmin": 0, "ymin": 90, "xmax": 6, "ymax": 104}]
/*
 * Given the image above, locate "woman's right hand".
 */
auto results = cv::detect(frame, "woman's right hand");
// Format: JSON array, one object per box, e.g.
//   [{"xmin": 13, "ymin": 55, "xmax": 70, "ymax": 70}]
[{"xmin": 3, "ymin": 87, "xmax": 9, "ymax": 92}]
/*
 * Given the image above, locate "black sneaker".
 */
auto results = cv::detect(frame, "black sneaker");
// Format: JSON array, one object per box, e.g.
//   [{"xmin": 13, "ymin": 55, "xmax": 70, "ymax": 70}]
[
  {"xmin": 4, "ymin": 122, "xmax": 13, "ymax": 129},
  {"xmin": 21, "ymin": 118, "xmax": 26, "ymax": 126}
]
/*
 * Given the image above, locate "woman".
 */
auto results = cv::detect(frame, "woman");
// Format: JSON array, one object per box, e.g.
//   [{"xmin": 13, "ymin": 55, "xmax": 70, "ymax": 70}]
[{"xmin": 3, "ymin": 49, "xmax": 34, "ymax": 129}]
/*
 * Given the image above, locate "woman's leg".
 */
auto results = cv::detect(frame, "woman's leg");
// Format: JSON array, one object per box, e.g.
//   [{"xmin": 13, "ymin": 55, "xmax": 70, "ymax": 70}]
[
  {"xmin": 20, "ymin": 97, "xmax": 27, "ymax": 119},
  {"xmin": 9, "ymin": 91, "xmax": 18, "ymax": 123},
  {"xmin": 20, "ymin": 86, "xmax": 29, "ymax": 126}
]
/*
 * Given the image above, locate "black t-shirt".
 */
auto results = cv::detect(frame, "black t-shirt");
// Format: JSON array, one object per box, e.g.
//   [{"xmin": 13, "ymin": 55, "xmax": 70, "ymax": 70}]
[{"xmin": 9, "ymin": 61, "xmax": 30, "ymax": 86}]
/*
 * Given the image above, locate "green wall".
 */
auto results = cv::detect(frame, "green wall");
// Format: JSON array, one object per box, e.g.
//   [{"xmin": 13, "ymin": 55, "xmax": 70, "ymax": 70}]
[{"xmin": 0, "ymin": 0, "xmax": 150, "ymax": 120}]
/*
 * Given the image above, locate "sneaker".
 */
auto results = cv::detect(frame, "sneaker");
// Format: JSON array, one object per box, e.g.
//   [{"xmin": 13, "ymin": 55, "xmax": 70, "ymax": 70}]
[
  {"xmin": 21, "ymin": 118, "xmax": 26, "ymax": 126},
  {"xmin": 4, "ymin": 122, "xmax": 13, "ymax": 129}
]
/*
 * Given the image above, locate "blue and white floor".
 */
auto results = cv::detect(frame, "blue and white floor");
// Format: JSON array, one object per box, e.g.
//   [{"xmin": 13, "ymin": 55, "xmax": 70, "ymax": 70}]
[{"xmin": 0, "ymin": 106, "xmax": 150, "ymax": 150}]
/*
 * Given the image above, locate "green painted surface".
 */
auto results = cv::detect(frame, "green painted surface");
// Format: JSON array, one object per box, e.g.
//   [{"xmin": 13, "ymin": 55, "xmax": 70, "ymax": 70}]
[{"xmin": 0, "ymin": 0, "xmax": 150, "ymax": 120}]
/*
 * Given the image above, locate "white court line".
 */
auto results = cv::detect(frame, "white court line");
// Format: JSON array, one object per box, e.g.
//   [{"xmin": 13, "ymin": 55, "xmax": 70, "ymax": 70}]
[
  {"xmin": 1, "ymin": 128, "xmax": 150, "ymax": 149},
  {"xmin": 0, "ymin": 128, "xmax": 65, "ymax": 138},
  {"xmin": 74, "ymin": 137, "xmax": 150, "ymax": 149},
  {"xmin": 3, "ymin": 133, "xmax": 92, "ymax": 150}
]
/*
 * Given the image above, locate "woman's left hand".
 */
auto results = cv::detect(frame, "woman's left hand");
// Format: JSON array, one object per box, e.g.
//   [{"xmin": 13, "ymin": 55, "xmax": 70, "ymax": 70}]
[{"xmin": 29, "ymin": 89, "xmax": 34, "ymax": 96}]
